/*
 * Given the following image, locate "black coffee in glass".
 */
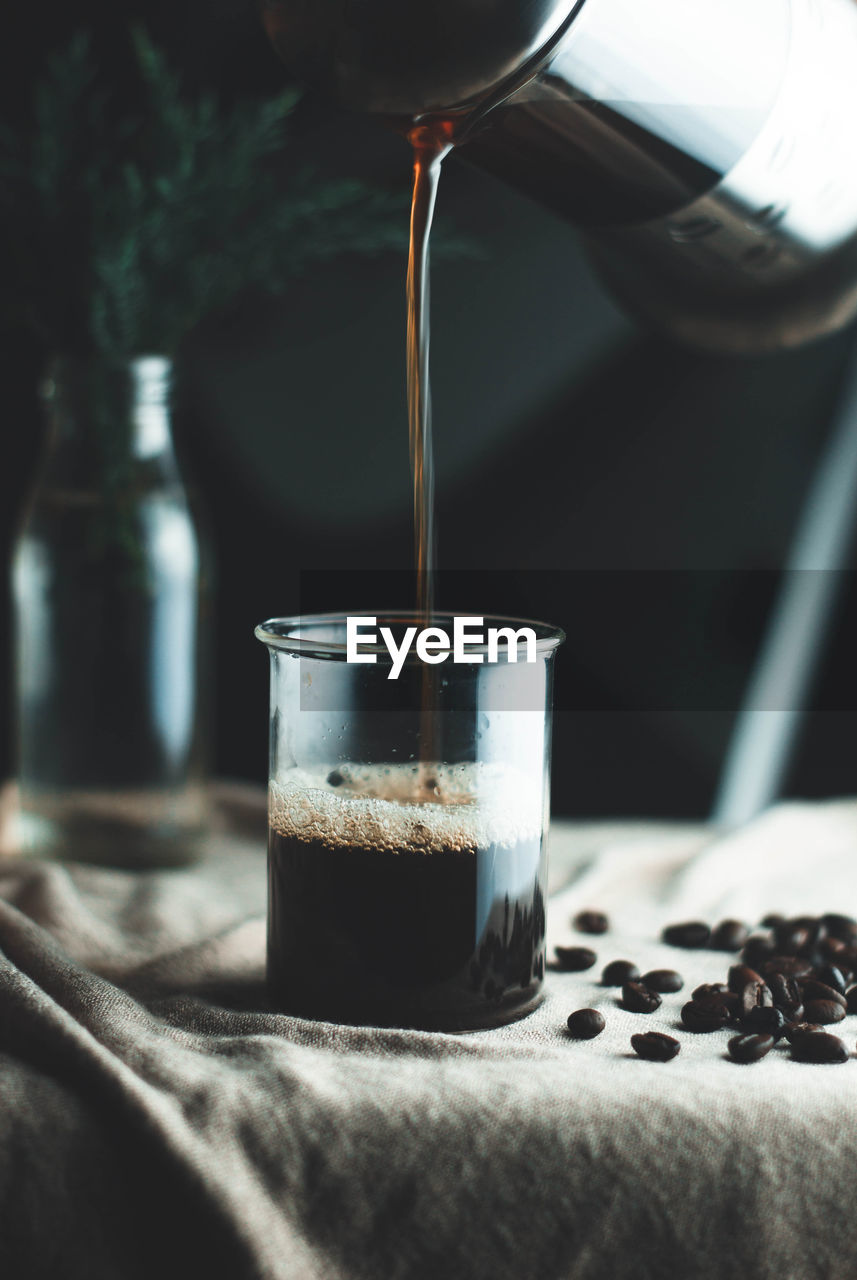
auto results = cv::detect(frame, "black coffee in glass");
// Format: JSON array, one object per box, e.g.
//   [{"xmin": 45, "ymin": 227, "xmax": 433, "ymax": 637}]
[{"xmin": 267, "ymin": 763, "xmax": 547, "ymax": 1030}]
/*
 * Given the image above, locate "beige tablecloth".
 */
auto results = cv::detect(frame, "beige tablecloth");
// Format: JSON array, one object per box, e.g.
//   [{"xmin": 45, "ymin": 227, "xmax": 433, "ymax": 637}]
[{"xmin": 1, "ymin": 784, "xmax": 857, "ymax": 1280}]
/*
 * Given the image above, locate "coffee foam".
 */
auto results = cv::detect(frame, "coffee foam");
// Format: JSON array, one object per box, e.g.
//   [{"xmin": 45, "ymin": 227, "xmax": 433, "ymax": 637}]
[{"xmin": 269, "ymin": 762, "xmax": 543, "ymax": 854}]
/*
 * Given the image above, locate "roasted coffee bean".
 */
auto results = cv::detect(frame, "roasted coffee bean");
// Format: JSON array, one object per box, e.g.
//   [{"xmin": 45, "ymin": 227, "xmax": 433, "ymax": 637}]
[
  {"xmin": 631, "ymin": 1032, "xmax": 680, "ymax": 1062},
  {"xmin": 846, "ymin": 985, "xmax": 857, "ymax": 1014},
  {"xmin": 820, "ymin": 913, "xmax": 857, "ymax": 944},
  {"xmin": 741, "ymin": 980, "xmax": 773, "ymax": 1018},
  {"xmin": 819, "ymin": 936, "xmax": 849, "ymax": 963},
  {"xmin": 773, "ymin": 922, "xmax": 812, "ymax": 956},
  {"xmin": 789, "ymin": 914, "xmax": 823, "ymax": 932},
  {"xmin": 760, "ymin": 913, "xmax": 785, "ymax": 928},
  {"xmin": 766, "ymin": 971, "xmax": 802, "ymax": 1013},
  {"xmin": 741, "ymin": 1006, "xmax": 788, "ymax": 1039},
  {"xmin": 784, "ymin": 1022, "xmax": 823, "ymax": 1045},
  {"xmin": 804, "ymin": 998, "xmax": 846, "ymax": 1025},
  {"xmin": 621, "ymin": 982, "xmax": 662, "ymax": 1014},
  {"xmin": 566, "ymin": 1008, "xmax": 606, "ymax": 1039},
  {"xmin": 728, "ymin": 964, "xmax": 764, "ymax": 994},
  {"xmin": 794, "ymin": 917, "xmax": 827, "ymax": 952},
  {"xmin": 573, "ymin": 910, "xmax": 609, "ymax": 935},
  {"xmin": 791, "ymin": 1032, "xmax": 849, "ymax": 1064},
  {"xmin": 681, "ymin": 999, "xmax": 728, "ymax": 1033},
  {"xmin": 800, "ymin": 980, "xmax": 847, "ymax": 1009},
  {"xmin": 815, "ymin": 964, "xmax": 847, "ymax": 997},
  {"xmin": 693, "ymin": 982, "xmax": 729, "ymax": 1000},
  {"xmin": 741, "ymin": 934, "xmax": 776, "ymax": 969},
  {"xmin": 642, "ymin": 969, "xmax": 684, "ymax": 994},
  {"xmin": 763, "ymin": 955, "xmax": 813, "ymax": 980},
  {"xmin": 723, "ymin": 993, "xmax": 743, "ymax": 1022},
  {"xmin": 728, "ymin": 1033, "xmax": 775, "ymax": 1064},
  {"xmin": 554, "ymin": 946, "xmax": 598, "ymax": 973},
  {"xmin": 601, "ymin": 959, "xmax": 640, "ymax": 987},
  {"xmin": 780, "ymin": 917, "xmax": 826, "ymax": 955},
  {"xmin": 692, "ymin": 986, "xmax": 740, "ymax": 1021},
  {"xmin": 662, "ymin": 921, "xmax": 711, "ymax": 949},
  {"xmin": 710, "ymin": 919, "xmax": 749, "ymax": 952}
]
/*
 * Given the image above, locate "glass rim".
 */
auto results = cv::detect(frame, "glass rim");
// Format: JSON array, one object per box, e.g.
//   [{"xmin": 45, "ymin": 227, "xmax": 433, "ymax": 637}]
[{"xmin": 255, "ymin": 611, "xmax": 565, "ymax": 661}]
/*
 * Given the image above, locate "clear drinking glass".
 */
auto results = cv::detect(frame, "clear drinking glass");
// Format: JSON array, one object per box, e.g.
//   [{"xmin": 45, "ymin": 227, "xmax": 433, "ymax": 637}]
[{"xmin": 256, "ymin": 611, "xmax": 564, "ymax": 1030}]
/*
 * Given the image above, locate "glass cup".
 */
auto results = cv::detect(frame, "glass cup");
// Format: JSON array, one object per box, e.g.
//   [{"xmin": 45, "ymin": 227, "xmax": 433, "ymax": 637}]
[{"xmin": 255, "ymin": 611, "xmax": 564, "ymax": 1030}]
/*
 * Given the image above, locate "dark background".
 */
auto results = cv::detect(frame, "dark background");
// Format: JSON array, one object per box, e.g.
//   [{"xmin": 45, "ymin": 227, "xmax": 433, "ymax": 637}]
[{"xmin": 2, "ymin": 0, "xmax": 856, "ymax": 819}]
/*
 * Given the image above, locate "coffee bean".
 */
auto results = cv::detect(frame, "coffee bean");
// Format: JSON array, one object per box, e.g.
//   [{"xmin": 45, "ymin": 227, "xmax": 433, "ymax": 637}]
[
  {"xmin": 760, "ymin": 913, "xmax": 785, "ymax": 928},
  {"xmin": 696, "ymin": 991, "xmax": 733, "ymax": 1011},
  {"xmin": 693, "ymin": 982, "xmax": 729, "ymax": 1000},
  {"xmin": 767, "ymin": 972, "xmax": 802, "ymax": 1014},
  {"xmin": 800, "ymin": 980, "xmax": 846, "ymax": 1009},
  {"xmin": 741, "ymin": 980, "xmax": 773, "ymax": 1018},
  {"xmin": 819, "ymin": 934, "xmax": 848, "ymax": 957},
  {"xmin": 573, "ymin": 910, "xmax": 609, "ymax": 936},
  {"xmin": 662, "ymin": 921, "xmax": 711, "ymax": 949},
  {"xmin": 601, "ymin": 959, "xmax": 640, "ymax": 987},
  {"xmin": 631, "ymin": 1032, "xmax": 680, "ymax": 1062},
  {"xmin": 710, "ymin": 919, "xmax": 749, "ymax": 952},
  {"xmin": 326, "ymin": 769, "xmax": 345, "ymax": 787},
  {"xmin": 741, "ymin": 1006, "xmax": 788, "ymax": 1039},
  {"xmin": 741, "ymin": 934, "xmax": 776, "ymax": 969},
  {"xmin": 846, "ymin": 986, "xmax": 857, "ymax": 1014},
  {"xmin": 788, "ymin": 915, "xmax": 823, "ymax": 933},
  {"xmin": 723, "ymin": 993, "xmax": 743, "ymax": 1022},
  {"xmin": 728, "ymin": 1033, "xmax": 775, "ymax": 1064},
  {"xmin": 681, "ymin": 999, "xmax": 728, "ymax": 1033},
  {"xmin": 728, "ymin": 964, "xmax": 764, "ymax": 994},
  {"xmin": 774, "ymin": 920, "xmax": 813, "ymax": 956},
  {"xmin": 820, "ymin": 913, "xmax": 857, "ymax": 944},
  {"xmin": 791, "ymin": 1032, "xmax": 849, "ymax": 1064},
  {"xmin": 795, "ymin": 917, "xmax": 828, "ymax": 952},
  {"xmin": 566, "ymin": 1008, "xmax": 606, "ymax": 1039},
  {"xmin": 819, "ymin": 936, "xmax": 849, "ymax": 963},
  {"xmin": 804, "ymin": 998, "xmax": 846, "ymax": 1025},
  {"xmin": 763, "ymin": 955, "xmax": 813, "ymax": 980},
  {"xmin": 621, "ymin": 982, "xmax": 662, "ymax": 1014},
  {"xmin": 815, "ymin": 964, "xmax": 847, "ymax": 997},
  {"xmin": 642, "ymin": 969, "xmax": 684, "ymax": 993},
  {"xmin": 692, "ymin": 987, "xmax": 740, "ymax": 1022},
  {"xmin": 554, "ymin": 946, "xmax": 597, "ymax": 972},
  {"xmin": 785, "ymin": 1022, "xmax": 823, "ymax": 1045}
]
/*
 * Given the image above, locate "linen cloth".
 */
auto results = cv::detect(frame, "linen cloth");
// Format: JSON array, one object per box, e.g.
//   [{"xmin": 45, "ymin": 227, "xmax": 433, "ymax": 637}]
[{"xmin": 1, "ymin": 783, "xmax": 857, "ymax": 1280}]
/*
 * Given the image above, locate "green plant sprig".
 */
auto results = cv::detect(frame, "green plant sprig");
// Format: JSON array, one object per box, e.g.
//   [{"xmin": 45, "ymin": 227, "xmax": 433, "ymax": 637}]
[{"xmin": 0, "ymin": 29, "xmax": 412, "ymax": 359}]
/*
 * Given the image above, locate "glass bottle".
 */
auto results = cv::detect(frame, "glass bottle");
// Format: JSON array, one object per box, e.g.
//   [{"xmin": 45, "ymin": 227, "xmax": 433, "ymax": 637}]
[{"xmin": 11, "ymin": 356, "xmax": 213, "ymax": 867}]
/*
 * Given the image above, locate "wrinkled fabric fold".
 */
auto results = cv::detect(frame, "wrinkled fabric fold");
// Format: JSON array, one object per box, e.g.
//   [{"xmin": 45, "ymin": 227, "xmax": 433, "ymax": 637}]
[{"xmin": 1, "ymin": 788, "xmax": 857, "ymax": 1280}]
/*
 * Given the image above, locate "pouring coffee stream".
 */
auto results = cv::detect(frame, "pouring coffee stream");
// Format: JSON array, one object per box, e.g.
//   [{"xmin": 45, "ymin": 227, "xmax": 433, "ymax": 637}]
[
  {"xmin": 261, "ymin": 0, "xmax": 857, "ymax": 770},
  {"xmin": 262, "ymin": 0, "xmax": 857, "ymax": 353},
  {"xmin": 406, "ymin": 122, "xmax": 452, "ymax": 627},
  {"xmin": 407, "ymin": 122, "xmax": 452, "ymax": 772}
]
